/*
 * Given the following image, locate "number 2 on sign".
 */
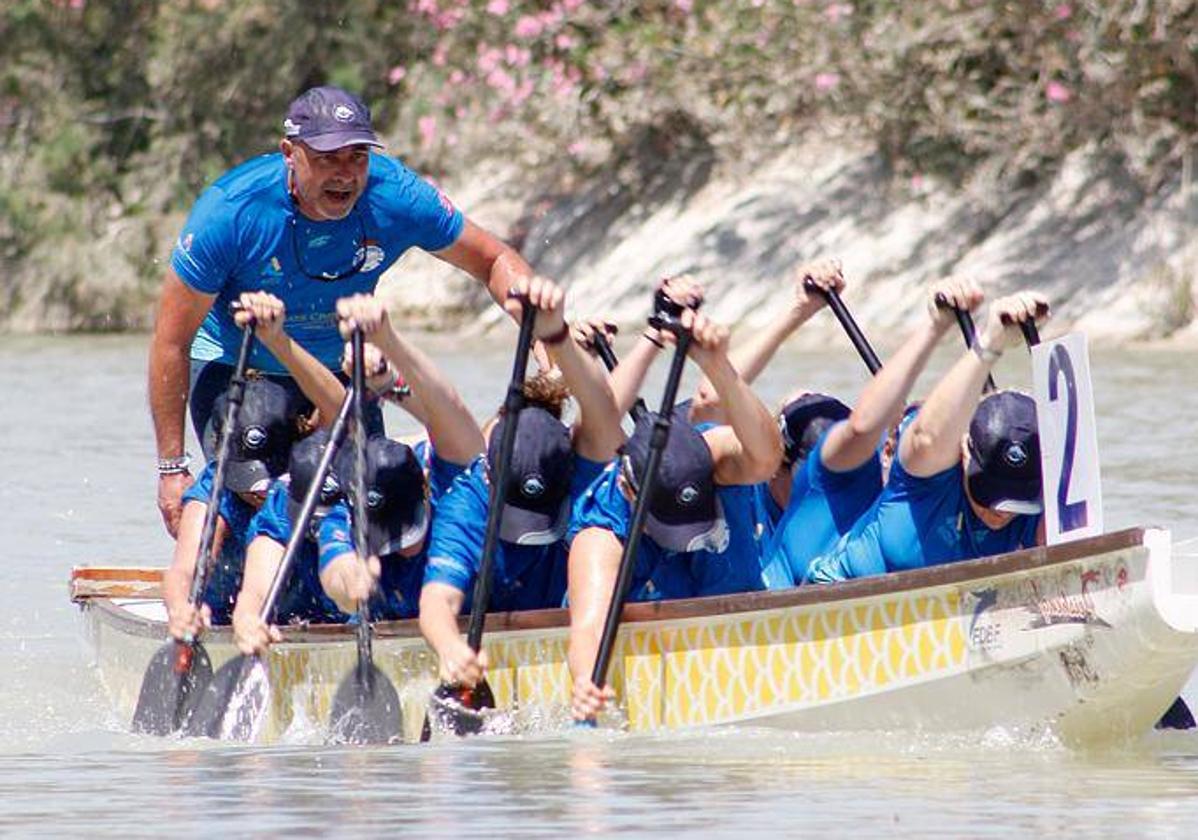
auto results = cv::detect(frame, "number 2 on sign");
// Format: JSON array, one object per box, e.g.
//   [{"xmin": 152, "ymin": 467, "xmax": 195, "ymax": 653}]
[{"xmin": 1048, "ymin": 345, "xmax": 1088, "ymax": 532}]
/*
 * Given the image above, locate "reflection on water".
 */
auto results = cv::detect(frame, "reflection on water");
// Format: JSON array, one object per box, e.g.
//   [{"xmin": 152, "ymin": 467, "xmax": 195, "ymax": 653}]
[{"xmin": 2, "ymin": 334, "xmax": 1198, "ymax": 834}]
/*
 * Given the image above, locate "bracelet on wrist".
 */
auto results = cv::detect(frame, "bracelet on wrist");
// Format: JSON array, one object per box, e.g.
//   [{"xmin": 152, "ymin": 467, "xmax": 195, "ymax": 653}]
[
  {"xmin": 642, "ymin": 330, "xmax": 665, "ymax": 349},
  {"xmin": 972, "ymin": 341, "xmax": 1002, "ymax": 364},
  {"xmin": 541, "ymin": 322, "xmax": 571, "ymax": 346},
  {"xmin": 157, "ymin": 453, "xmax": 192, "ymax": 475}
]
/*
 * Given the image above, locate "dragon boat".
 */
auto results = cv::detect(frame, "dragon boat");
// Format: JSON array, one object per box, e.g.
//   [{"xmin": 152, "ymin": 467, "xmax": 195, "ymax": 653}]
[{"xmin": 70, "ymin": 527, "xmax": 1198, "ymax": 746}]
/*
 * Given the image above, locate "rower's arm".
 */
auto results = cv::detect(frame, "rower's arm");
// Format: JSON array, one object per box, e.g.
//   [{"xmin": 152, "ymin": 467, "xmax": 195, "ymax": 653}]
[
  {"xmin": 550, "ymin": 332, "xmax": 623, "ymax": 462},
  {"xmin": 566, "ymin": 527, "xmax": 623, "ymax": 685},
  {"xmin": 265, "ymin": 335, "xmax": 344, "ymax": 426},
  {"xmin": 162, "ymin": 502, "xmax": 205, "ymax": 616},
  {"xmin": 418, "ymin": 582, "xmax": 468, "ymax": 664},
  {"xmin": 433, "ymin": 219, "xmax": 532, "ymax": 310},
  {"xmin": 609, "ymin": 331, "xmax": 663, "ymax": 418},
  {"xmin": 230, "ymin": 536, "xmax": 284, "ymax": 655}
]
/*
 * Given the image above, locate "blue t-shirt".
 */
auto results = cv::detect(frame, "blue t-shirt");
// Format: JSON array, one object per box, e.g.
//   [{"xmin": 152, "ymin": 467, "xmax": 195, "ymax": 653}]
[
  {"xmin": 248, "ymin": 481, "xmax": 347, "ymax": 624},
  {"xmin": 565, "ymin": 464, "xmax": 773, "ymax": 602},
  {"xmin": 316, "ymin": 447, "xmax": 466, "ymax": 620},
  {"xmin": 804, "ymin": 457, "xmax": 1041, "ymax": 583},
  {"xmin": 766, "ymin": 427, "xmax": 884, "ymax": 585},
  {"xmin": 424, "ymin": 453, "xmax": 607, "ymax": 612},
  {"xmin": 172, "ymin": 152, "xmax": 464, "ymax": 372},
  {"xmin": 181, "ymin": 461, "xmax": 257, "ymax": 623}
]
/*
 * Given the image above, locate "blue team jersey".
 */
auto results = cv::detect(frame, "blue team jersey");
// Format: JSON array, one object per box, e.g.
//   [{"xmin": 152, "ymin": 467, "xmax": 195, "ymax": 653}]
[
  {"xmin": 172, "ymin": 152, "xmax": 464, "ymax": 372},
  {"xmin": 181, "ymin": 461, "xmax": 257, "ymax": 623},
  {"xmin": 804, "ymin": 456, "xmax": 1041, "ymax": 583},
  {"xmin": 566, "ymin": 464, "xmax": 773, "ymax": 602},
  {"xmin": 248, "ymin": 482, "xmax": 348, "ymax": 624},
  {"xmin": 424, "ymin": 453, "xmax": 607, "ymax": 612},
  {"xmin": 765, "ymin": 427, "xmax": 884, "ymax": 585},
  {"xmin": 317, "ymin": 447, "xmax": 467, "ymax": 620}
]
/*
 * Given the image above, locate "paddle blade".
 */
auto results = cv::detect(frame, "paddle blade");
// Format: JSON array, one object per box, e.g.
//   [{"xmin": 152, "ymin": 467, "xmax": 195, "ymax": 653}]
[
  {"xmin": 329, "ymin": 664, "xmax": 403, "ymax": 745},
  {"xmin": 420, "ymin": 679, "xmax": 497, "ymax": 741},
  {"xmin": 131, "ymin": 640, "xmax": 213, "ymax": 736},
  {"xmin": 184, "ymin": 654, "xmax": 270, "ymax": 741}
]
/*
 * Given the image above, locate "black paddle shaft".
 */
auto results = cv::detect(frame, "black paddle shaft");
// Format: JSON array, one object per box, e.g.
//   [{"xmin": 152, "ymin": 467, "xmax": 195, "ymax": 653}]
[
  {"xmin": 257, "ymin": 389, "xmax": 354, "ymax": 623},
  {"xmin": 189, "ymin": 319, "xmax": 256, "ymax": 605},
  {"xmin": 804, "ymin": 279, "xmax": 882, "ymax": 375},
  {"xmin": 591, "ymin": 331, "xmax": 649, "ymax": 424},
  {"xmin": 934, "ymin": 293, "xmax": 997, "ymax": 394},
  {"xmin": 591, "ymin": 326, "xmax": 692, "ymax": 689},
  {"xmin": 348, "ymin": 330, "xmax": 375, "ymax": 688},
  {"xmin": 465, "ymin": 299, "xmax": 538, "ymax": 652}
]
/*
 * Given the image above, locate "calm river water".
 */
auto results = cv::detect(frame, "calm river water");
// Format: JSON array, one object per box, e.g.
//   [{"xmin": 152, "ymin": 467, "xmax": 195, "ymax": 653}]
[{"xmin": 2, "ymin": 332, "xmax": 1198, "ymax": 836}]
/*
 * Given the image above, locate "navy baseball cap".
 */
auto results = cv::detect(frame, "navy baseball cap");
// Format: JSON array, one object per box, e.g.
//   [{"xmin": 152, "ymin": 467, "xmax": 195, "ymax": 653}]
[
  {"xmin": 336, "ymin": 437, "xmax": 429, "ymax": 557},
  {"xmin": 966, "ymin": 391, "xmax": 1043, "ymax": 515},
  {"xmin": 205, "ymin": 379, "xmax": 298, "ymax": 494},
  {"xmin": 620, "ymin": 413, "xmax": 728, "ymax": 553},
  {"xmin": 284, "ymin": 86, "xmax": 384, "ymax": 152},
  {"xmin": 285, "ymin": 429, "xmax": 344, "ymax": 529},
  {"xmin": 779, "ymin": 393, "xmax": 851, "ymax": 467},
  {"xmin": 487, "ymin": 407, "xmax": 575, "ymax": 546}
]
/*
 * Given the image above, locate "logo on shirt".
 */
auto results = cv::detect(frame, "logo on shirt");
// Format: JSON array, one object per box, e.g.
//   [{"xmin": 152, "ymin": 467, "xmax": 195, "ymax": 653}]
[
  {"xmin": 333, "ymin": 105, "xmax": 355, "ymax": 123},
  {"xmin": 178, "ymin": 233, "xmax": 194, "ymax": 252},
  {"xmin": 308, "ymin": 234, "xmax": 332, "ymax": 249},
  {"xmin": 355, "ymin": 241, "xmax": 385, "ymax": 273}
]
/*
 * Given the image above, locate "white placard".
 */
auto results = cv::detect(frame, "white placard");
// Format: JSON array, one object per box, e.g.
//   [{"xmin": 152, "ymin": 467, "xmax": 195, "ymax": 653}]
[{"xmin": 1031, "ymin": 332, "xmax": 1103, "ymax": 545}]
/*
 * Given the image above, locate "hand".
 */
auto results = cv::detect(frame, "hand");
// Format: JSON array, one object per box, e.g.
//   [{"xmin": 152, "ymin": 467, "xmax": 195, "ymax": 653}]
[
  {"xmin": 679, "ymin": 309, "xmax": 730, "ymax": 373},
  {"xmin": 979, "ymin": 291, "xmax": 1051, "ymax": 353},
  {"xmin": 322, "ymin": 552, "xmax": 380, "ymax": 612},
  {"xmin": 157, "ymin": 471, "xmax": 194, "ymax": 538},
  {"xmin": 793, "ymin": 258, "xmax": 845, "ymax": 314},
  {"xmin": 571, "ymin": 674, "xmax": 616, "ymax": 721},
  {"xmin": 437, "ymin": 638, "xmax": 490, "ymax": 689},
  {"xmin": 571, "ymin": 318, "xmax": 618, "ymax": 354},
  {"xmin": 506, "ymin": 275, "xmax": 566, "ymax": 341},
  {"xmin": 658, "ymin": 274, "xmax": 705, "ymax": 311},
  {"xmin": 235, "ymin": 292, "xmax": 286, "ymax": 341},
  {"xmin": 340, "ymin": 340, "xmax": 393, "ymax": 392},
  {"xmin": 167, "ymin": 600, "xmax": 211, "ymax": 643},
  {"xmin": 927, "ymin": 277, "xmax": 985, "ymax": 330},
  {"xmin": 336, "ymin": 293, "xmax": 390, "ymax": 340},
  {"xmin": 232, "ymin": 606, "xmax": 281, "ymax": 656}
]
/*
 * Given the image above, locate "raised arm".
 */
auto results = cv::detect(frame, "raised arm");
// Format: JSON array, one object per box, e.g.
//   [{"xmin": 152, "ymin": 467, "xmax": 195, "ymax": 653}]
[
  {"xmin": 337, "ymin": 294, "xmax": 484, "ymax": 466},
  {"xmin": 149, "ymin": 269, "xmax": 216, "ymax": 537},
  {"xmin": 510, "ymin": 276, "xmax": 623, "ymax": 462},
  {"xmin": 899, "ymin": 291, "xmax": 1050, "ymax": 478},
  {"xmin": 433, "ymin": 219, "xmax": 533, "ymax": 310},
  {"xmin": 689, "ymin": 260, "xmax": 843, "ymax": 425},
  {"xmin": 822, "ymin": 278, "xmax": 983, "ymax": 472},
  {"xmin": 681, "ymin": 311, "xmax": 783, "ymax": 486}
]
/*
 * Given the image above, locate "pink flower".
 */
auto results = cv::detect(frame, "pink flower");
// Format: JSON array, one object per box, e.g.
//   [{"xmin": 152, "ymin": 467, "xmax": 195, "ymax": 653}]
[
  {"xmin": 432, "ymin": 44, "xmax": 449, "ymax": 66},
  {"xmin": 1045, "ymin": 81, "xmax": 1071, "ymax": 103},
  {"xmin": 1054, "ymin": 3, "xmax": 1071, "ymax": 20},
  {"xmin": 486, "ymin": 0, "xmax": 509, "ymax": 14},
  {"xmin": 814, "ymin": 71, "xmax": 840, "ymax": 91},
  {"xmin": 478, "ymin": 47, "xmax": 503, "ymax": 73},
  {"xmin": 418, "ymin": 115, "xmax": 437, "ymax": 148},
  {"xmin": 824, "ymin": 2, "xmax": 852, "ymax": 22},
  {"xmin": 563, "ymin": 0, "xmax": 585, "ymax": 10},
  {"xmin": 504, "ymin": 44, "xmax": 531, "ymax": 67},
  {"xmin": 513, "ymin": 15, "xmax": 543, "ymax": 38},
  {"xmin": 567, "ymin": 141, "xmax": 586, "ymax": 157},
  {"xmin": 556, "ymin": 33, "xmax": 576, "ymax": 50},
  {"xmin": 674, "ymin": 0, "xmax": 693, "ymax": 11},
  {"xmin": 449, "ymin": 69, "xmax": 467, "ymax": 86},
  {"xmin": 387, "ymin": 65, "xmax": 407, "ymax": 85}
]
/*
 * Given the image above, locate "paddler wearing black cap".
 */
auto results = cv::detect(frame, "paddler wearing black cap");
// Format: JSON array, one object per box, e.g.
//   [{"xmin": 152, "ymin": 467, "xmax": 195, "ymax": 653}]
[
  {"xmin": 566, "ymin": 306, "xmax": 784, "ymax": 721},
  {"xmin": 149, "ymin": 84, "xmax": 535, "ymax": 541},
  {"xmin": 804, "ymin": 291, "xmax": 1051, "ymax": 583}
]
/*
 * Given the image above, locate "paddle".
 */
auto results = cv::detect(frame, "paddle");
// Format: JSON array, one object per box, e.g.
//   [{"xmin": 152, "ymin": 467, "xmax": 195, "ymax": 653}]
[
  {"xmin": 423, "ymin": 294, "xmax": 537, "ymax": 740},
  {"xmin": 185, "ymin": 388, "xmax": 355, "ymax": 741},
  {"xmin": 803, "ymin": 279, "xmax": 882, "ymax": 375},
  {"xmin": 591, "ymin": 330, "xmax": 650, "ymax": 424},
  {"xmin": 935, "ymin": 293, "xmax": 997, "ymax": 393},
  {"xmin": 584, "ymin": 311, "xmax": 693, "ymax": 726},
  {"xmin": 132, "ymin": 316, "xmax": 255, "ymax": 736},
  {"xmin": 328, "ymin": 329, "xmax": 403, "ymax": 744}
]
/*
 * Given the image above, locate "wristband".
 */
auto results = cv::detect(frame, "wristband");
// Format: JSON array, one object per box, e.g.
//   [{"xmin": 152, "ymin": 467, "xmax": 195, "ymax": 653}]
[
  {"xmin": 642, "ymin": 330, "xmax": 665, "ymax": 349},
  {"xmin": 972, "ymin": 341, "xmax": 1002, "ymax": 364},
  {"xmin": 541, "ymin": 322, "xmax": 571, "ymax": 346},
  {"xmin": 157, "ymin": 453, "xmax": 192, "ymax": 475}
]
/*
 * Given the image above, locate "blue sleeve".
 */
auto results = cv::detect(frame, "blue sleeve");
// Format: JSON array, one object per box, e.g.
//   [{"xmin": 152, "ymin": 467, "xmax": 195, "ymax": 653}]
[
  {"xmin": 170, "ymin": 185, "xmax": 240, "ymax": 295},
  {"xmin": 377, "ymin": 158, "xmax": 464, "ymax": 253},
  {"xmin": 428, "ymin": 451, "xmax": 468, "ymax": 502},
  {"xmin": 247, "ymin": 483, "xmax": 292, "ymax": 543},
  {"xmin": 317, "ymin": 503, "xmax": 357, "ymax": 572},
  {"xmin": 182, "ymin": 462, "xmax": 216, "ymax": 505},
  {"xmin": 566, "ymin": 465, "xmax": 630, "ymax": 544},
  {"xmin": 569, "ymin": 454, "xmax": 608, "ymax": 501},
  {"xmin": 886, "ymin": 456, "xmax": 959, "ymax": 504},
  {"xmin": 809, "ymin": 425, "xmax": 883, "ymax": 494},
  {"xmin": 423, "ymin": 467, "xmax": 486, "ymax": 594}
]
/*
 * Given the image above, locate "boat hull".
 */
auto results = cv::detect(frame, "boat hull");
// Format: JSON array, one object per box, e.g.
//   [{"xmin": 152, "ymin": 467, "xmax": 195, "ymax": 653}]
[{"xmin": 74, "ymin": 527, "xmax": 1198, "ymax": 745}]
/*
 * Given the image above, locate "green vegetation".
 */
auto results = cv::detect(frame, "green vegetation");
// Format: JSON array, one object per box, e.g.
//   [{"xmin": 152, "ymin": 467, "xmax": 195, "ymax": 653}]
[{"xmin": 1, "ymin": 0, "xmax": 1194, "ymax": 329}]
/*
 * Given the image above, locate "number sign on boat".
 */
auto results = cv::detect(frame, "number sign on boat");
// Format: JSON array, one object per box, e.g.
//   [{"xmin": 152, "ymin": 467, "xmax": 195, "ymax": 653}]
[{"xmin": 1031, "ymin": 332, "xmax": 1104, "ymax": 545}]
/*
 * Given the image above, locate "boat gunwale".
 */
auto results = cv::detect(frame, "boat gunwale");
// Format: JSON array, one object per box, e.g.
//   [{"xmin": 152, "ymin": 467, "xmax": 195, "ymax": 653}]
[{"xmin": 79, "ymin": 526, "xmax": 1150, "ymax": 643}]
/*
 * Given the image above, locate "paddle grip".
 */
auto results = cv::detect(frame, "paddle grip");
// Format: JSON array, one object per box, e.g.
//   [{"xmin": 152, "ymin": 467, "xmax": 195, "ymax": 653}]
[
  {"xmin": 592, "ymin": 331, "xmax": 650, "ymax": 425},
  {"xmin": 806, "ymin": 280, "xmax": 882, "ymax": 375},
  {"xmin": 465, "ymin": 300, "xmax": 537, "ymax": 653},
  {"xmin": 349, "ymin": 329, "xmax": 375, "ymax": 686},
  {"xmin": 189, "ymin": 323, "xmax": 256, "ymax": 606},
  {"xmin": 934, "ymin": 293, "xmax": 997, "ymax": 393},
  {"xmin": 591, "ymin": 330, "xmax": 692, "ymax": 690}
]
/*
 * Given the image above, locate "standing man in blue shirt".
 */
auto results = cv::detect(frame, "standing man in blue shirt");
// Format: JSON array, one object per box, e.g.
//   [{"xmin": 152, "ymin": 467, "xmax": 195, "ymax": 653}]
[{"xmin": 149, "ymin": 85, "xmax": 535, "ymax": 538}]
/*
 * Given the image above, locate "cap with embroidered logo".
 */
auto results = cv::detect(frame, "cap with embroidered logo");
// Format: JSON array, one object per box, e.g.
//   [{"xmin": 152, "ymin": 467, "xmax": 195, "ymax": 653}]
[
  {"xmin": 487, "ymin": 407, "xmax": 574, "ymax": 546},
  {"xmin": 205, "ymin": 379, "xmax": 299, "ymax": 495},
  {"xmin": 966, "ymin": 390, "xmax": 1043, "ymax": 515},
  {"xmin": 284, "ymin": 86, "xmax": 384, "ymax": 152}
]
